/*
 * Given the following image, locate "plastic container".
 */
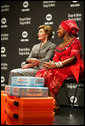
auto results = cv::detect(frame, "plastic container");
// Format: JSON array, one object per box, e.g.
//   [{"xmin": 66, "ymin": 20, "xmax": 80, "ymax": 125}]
[
  {"xmin": 10, "ymin": 76, "xmax": 44, "ymax": 87},
  {"xmin": 5, "ymin": 85, "xmax": 48, "ymax": 97},
  {"xmin": 5, "ymin": 107, "xmax": 55, "ymax": 124},
  {"xmin": 6, "ymin": 120, "xmax": 53, "ymax": 125},
  {"xmin": 5, "ymin": 95, "xmax": 55, "ymax": 111},
  {"xmin": 1, "ymin": 90, "xmax": 7, "ymax": 125}
]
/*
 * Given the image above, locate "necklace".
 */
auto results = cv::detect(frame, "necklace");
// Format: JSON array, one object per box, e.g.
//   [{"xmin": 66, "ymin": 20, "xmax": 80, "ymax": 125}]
[
  {"xmin": 63, "ymin": 38, "xmax": 70, "ymax": 43},
  {"xmin": 64, "ymin": 36, "xmax": 75, "ymax": 43},
  {"xmin": 59, "ymin": 37, "xmax": 74, "ymax": 48}
]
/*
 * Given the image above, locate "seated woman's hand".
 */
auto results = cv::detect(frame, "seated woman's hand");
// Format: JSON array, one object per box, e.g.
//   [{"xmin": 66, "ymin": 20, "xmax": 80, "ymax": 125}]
[
  {"xmin": 26, "ymin": 58, "xmax": 40, "ymax": 65},
  {"xmin": 21, "ymin": 64, "xmax": 34, "ymax": 69},
  {"xmin": 43, "ymin": 61, "xmax": 56, "ymax": 69}
]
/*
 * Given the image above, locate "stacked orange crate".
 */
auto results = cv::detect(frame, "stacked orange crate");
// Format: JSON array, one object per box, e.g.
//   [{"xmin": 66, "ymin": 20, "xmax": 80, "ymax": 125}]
[
  {"xmin": 4, "ymin": 76, "xmax": 55, "ymax": 125},
  {"xmin": 1, "ymin": 90, "xmax": 7, "ymax": 125},
  {"xmin": 5, "ymin": 95, "xmax": 55, "ymax": 125}
]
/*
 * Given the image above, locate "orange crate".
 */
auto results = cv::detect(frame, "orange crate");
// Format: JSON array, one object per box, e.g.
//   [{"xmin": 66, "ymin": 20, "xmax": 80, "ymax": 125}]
[
  {"xmin": 6, "ymin": 115, "xmax": 54, "ymax": 125},
  {"xmin": 1, "ymin": 91, "xmax": 7, "ymax": 125},
  {"xmin": 1, "ymin": 90, "xmax": 4, "ymax": 94},
  {"xmin": 6, "ymin": 121, "xmax": 53, "ymax": 125},
  {"xmin": 6, "ymin": 95, "xmax": 55, "ymax": 111},
  {"xmin": 5, "ymin": 106, "xmax": 55, "ymax": 122}
]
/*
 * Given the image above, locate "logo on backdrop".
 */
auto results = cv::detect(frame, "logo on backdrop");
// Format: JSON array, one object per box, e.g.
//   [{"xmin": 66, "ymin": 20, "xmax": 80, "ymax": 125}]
[
  {"xmin": 19, "ymin": 17, "xmax": 31, "ymax": 25},
  {"xmin": 1, "ymin": 33, "xmax": 9, "ymax": 41},
  {"xmin": 1, "ymin": 76, "xmax": 5, "ymax": 86},
  {"xmin": 44, "ymin": 14, "xmax": 53, "ymax": 25},
  {"xmin": 1, "ymin": 18, "xmax": 8, "ymax": 28},
  {"xmin": 70, "ymin": 1, "xmax": 80, "ymax": 7},
  {"xmin": 1, "ymin": 5, "xmax": 9, "ymax": 12},
  {"xmin": 1, "ymin": 76, "xmax": 5, "ymax": 83},
  {"xmin": 46, "ymin": 14, "xmax": 52, "ymax": 21},
  {"xmin": 21, "ymin": 31, "xmax": 29, "ymax": 42},
  {"xmin": 1, "ymin": 63, "xmax": 8, "ymax": 70},
  {"xmin": 18, "ymin": 47, "xmax": 30, "ymax": 56},
  {"xmin": 23, "ymin": 1, "xmax": 29, "ymax": 8},
  {"xmin": 68, "ymin": 13, "xmax": 82, "ymax": 21},
  {"xmin": 70, "ymin": 96, "xmax": 77, "ymax": 104},
  {"xmin": 43, "ymin": 1, "xmax": 56, "ymax": 8},
  {"xmin": 21, "ymin": 1, "xmax": 30, "ymax": 12},
  {"xmin": 1, "ymin": 46, "xmax": 7, "ymax": 57},
  {"xmin": 67, "ymin": 83, "xmax": 77, "ymax": 89},
  {"xmin": 22, "ymin": 31, "xmax": 28, "ymax": 38}
]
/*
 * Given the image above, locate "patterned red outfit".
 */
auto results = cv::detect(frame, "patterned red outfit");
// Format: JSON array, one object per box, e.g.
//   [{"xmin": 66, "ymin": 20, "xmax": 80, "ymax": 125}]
[{"xmin": 36, "ymin": 37, "xmax": 84, "ymax": 95}]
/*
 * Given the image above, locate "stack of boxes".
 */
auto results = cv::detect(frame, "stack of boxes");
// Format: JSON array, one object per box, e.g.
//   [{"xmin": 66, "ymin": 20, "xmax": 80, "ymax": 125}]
[
  {"xmin": 5, "ymin": 76, "xmax": 48, "ymax": 97},
  {"xmin": 4, "ymin": 76, "xmax": 55, "ymax": 125}
]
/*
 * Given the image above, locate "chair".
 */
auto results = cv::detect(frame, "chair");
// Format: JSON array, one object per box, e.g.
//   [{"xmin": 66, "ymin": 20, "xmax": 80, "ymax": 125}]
[{"xmin": 63, "ymin": 77, "xmax": 84, "ymax": 115}]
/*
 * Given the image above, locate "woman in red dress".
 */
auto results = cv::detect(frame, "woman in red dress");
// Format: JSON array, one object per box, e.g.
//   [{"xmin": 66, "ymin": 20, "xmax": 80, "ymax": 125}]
[{"xmin": 36, "ymin": 20, "xmax": 84, "ymax": 109}]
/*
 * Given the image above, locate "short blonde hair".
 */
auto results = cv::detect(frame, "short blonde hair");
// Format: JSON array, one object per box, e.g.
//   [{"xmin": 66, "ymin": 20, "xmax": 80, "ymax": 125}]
[{"xmin": 38, "ymin": 25, "xmax": 53, "ymax": 40}]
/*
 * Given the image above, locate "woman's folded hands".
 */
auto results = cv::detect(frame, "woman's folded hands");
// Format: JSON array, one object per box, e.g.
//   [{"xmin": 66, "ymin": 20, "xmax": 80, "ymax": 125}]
[
  {"xmin": 43, "ymin": 61, "xmax": 57, "ymax": 70},
  {"xmin": 21, "ymin": 58, "xmax": 40, "ymax": 69}
]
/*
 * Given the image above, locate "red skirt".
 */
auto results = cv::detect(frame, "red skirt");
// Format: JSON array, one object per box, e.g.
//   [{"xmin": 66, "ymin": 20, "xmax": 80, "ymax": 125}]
[{"xmin": 36, "ymin": 66, "xmax": 73, "ymax": 95}]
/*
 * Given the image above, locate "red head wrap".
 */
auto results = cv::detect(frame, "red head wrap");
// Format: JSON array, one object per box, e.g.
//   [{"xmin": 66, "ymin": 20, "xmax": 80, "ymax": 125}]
[{"xmin": 60, "ymin": 20, "xmax": 79, "ymax": 37}]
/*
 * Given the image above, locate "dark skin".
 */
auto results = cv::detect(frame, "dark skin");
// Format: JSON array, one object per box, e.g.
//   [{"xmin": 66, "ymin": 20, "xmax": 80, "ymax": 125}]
[
  {"xmin": 43, "ymin": 25, "xmax": 76, "ymax": 70},
  {"xmin": 43, "ymin": 56, "xmax": 76, "ymax": 69},
  {"xmin": 43, "ymin": 25, "xmax": 77, "ymax": 109}
]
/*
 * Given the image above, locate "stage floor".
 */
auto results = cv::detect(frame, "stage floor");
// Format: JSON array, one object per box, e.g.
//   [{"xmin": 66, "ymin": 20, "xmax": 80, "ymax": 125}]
[{"xmin": 53, "ymin": 106, "xmax": 84, "ymax": 125}]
